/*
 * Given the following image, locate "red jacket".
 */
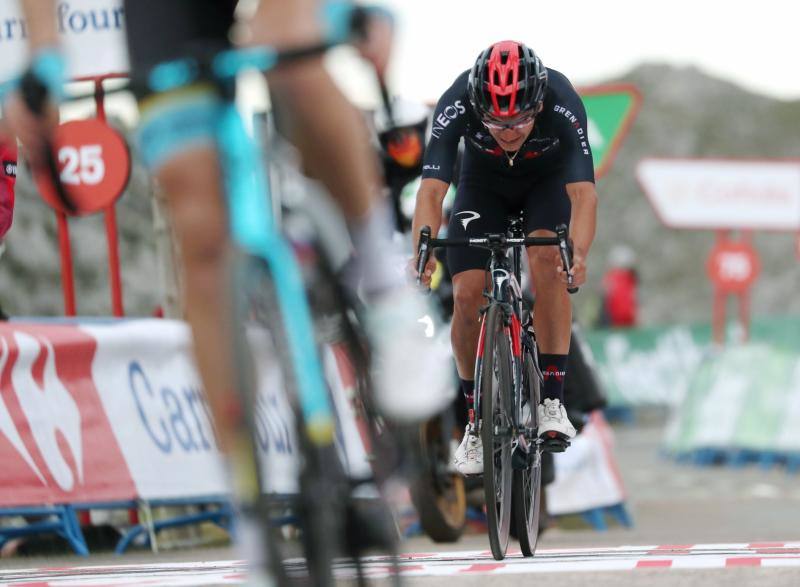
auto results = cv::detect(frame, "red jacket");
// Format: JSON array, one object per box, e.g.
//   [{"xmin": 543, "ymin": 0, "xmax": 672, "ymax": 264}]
[
  {"xmin": 0, "ymin": 140, "xmax": 17, "ymax": 239},
  {"xmin": 602, "ymin": 268, "xmax": 638, "ymax": 327}
]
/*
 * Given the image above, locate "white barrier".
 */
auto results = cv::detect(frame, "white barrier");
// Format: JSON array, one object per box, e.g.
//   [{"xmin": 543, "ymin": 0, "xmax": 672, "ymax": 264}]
[
  {"xmin": 0, "ymin": 319, "xmax": 372, "ymax": 507},
  {"xmin": 546, "ymin": 412, "xmax": 627, "ymax": 516},
  {"xmin": 1, "ymin": 318, "xmax": 628, "ymax": 526}
]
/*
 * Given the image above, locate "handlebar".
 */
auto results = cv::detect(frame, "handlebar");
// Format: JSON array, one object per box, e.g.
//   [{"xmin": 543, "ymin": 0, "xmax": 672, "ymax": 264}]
[{"xmin": 415, "ymin": 223, "xmax": 579, "ymax": 294}]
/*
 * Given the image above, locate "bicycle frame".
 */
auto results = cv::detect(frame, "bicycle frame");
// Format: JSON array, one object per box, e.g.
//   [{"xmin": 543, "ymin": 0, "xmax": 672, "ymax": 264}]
[
  {"xmin": 473, "ymin": 221, "xmax": 530, "ymax": 442},
  {"xmin": 416, "ymin": 219, "xmax": 571, "ymax": 444}
]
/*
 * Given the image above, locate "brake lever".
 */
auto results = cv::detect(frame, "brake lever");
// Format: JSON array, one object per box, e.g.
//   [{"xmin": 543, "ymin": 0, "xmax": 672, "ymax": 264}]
[
  {"xmin": 416, "ymin": 226, "xmax": 432, "ymax": 289},
  {"xmin": 555, "ymin": 224, "xmax": 578, "ymax": 294}
]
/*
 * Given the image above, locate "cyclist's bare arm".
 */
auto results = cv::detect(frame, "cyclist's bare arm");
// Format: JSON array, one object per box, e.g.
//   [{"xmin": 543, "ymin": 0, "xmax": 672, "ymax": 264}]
[
  {"xmin": 560, "ymin": 180, "xmax": 597, "ymax": 286},
  {"xmin": 18, "ymin": 0, "xmax": 58, "ymax": 47},
  {"xmin": 410, "ymin": 178, "xmax": 449, "ymax": 284},
  {"xmin": 2, "ymin": 0, "xmax": 60, "ymax": 165},
  {"xmin": 247, "ymin": 0, "xmax": 384, "ymax": 221}
]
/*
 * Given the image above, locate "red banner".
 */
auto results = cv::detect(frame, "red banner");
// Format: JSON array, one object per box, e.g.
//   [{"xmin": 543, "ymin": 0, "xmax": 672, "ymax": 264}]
[{"xmin": 0, "ymin": 324, "xmax": 136, "ymax": 506}]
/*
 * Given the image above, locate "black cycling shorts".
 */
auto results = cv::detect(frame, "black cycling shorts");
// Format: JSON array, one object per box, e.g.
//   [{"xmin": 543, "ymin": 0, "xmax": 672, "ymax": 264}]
[
  {"xmin": 124, "ymin": 0, "xmax": 237, "ymax": 171},
  {"xmin": 125, "ymin": 0, "xmax": 236, "ymax": 93},
  {"xmin": 446, "ymin": 169, "xmax": 571, "ymax": 276}
]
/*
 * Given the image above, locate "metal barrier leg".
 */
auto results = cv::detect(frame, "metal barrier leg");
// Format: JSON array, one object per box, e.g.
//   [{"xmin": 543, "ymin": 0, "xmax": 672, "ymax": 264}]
[{"xmin": 60, "ymin": 506, "xmax": 89, "ymax": 556}]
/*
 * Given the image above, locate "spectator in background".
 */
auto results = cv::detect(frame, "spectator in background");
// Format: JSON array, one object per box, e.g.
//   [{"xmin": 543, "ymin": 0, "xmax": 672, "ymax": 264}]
[
  {"xmin": 0, "ymin": 137, "xmax": 16, "ymax": 242},
  {"xmin": 0, "ymin": 137, "xmax": 17, "ymax": 321},
  {"xmin": 598, "ymin": 244, "xmax": 639, "ymax": 328},
  {"xmin": 373, "ymin": 97, "xmax": 430, "ymax": 233}
]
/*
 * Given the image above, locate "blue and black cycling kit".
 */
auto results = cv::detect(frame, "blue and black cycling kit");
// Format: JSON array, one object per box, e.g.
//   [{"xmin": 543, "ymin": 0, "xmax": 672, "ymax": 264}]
[{"xmin": 422, "ymin": 68, "xmax": 595, "ymax": 275}]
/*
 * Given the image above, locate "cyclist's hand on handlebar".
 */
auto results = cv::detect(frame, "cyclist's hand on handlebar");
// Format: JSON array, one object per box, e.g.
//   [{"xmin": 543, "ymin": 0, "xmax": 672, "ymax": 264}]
[
  {"xmin": 408, "ymin": 256, "xmax": 436, "ymax": 287},
  {"xmin": 556, "ymin": 249, "xmax": 587, "ymax": 288},
  {"xmin": 2, "ymin": 92, "xmax": 59, "ymax": 170}
]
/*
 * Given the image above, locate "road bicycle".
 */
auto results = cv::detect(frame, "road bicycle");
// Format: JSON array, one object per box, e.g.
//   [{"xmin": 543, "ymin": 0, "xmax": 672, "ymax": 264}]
[{"xmin": 416, "ymin": 217, "xmax": 576, "ymax": 560}]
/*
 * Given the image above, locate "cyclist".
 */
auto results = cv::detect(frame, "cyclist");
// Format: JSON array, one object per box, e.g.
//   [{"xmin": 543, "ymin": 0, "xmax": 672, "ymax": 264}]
[
  {"xmin": 412, "ymin": 41, "xmax": 598, "ymax": 475},
  {"xmin": 3, "ymin": 1, "xmax": 452, "ymax": 456}
]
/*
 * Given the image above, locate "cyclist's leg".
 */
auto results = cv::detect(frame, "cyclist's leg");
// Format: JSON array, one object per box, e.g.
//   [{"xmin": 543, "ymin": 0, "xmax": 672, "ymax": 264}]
[
  {"xmin": 524, "ymin": 173, "xmax": 576, "ymax": 440},
  {"xmin": 249, "ymin": 0, "xmax": 398, "ymax": 298},
  {"xmin": 447, "ymin": 180, "xmax": 510, "ymax": 382},
  {"xmin": 125, "ymin": 0, "xmax": 239, "ymax": 451},
  {"xmin": 449, "ymin": 181, "xmax": 511, "ymax": 473}
]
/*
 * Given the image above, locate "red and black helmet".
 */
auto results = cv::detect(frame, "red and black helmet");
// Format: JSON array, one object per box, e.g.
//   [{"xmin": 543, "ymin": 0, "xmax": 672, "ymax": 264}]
[{"xmin": 467, "ymin": 41, "xmax": 548, "ymax": 123}]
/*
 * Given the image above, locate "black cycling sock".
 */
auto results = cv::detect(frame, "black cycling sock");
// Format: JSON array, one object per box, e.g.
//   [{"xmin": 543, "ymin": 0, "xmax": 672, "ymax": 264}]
[
  {"xmin": 460, "ymin": 377, "xmax": 474, "ymax": 425},
  {"xmin": 459, "ymin": 377, "xmax": 474, "ymax": 401},
  {"xmin": 539, "ymin": 354, "xmax": 567, "ymax": 403}
]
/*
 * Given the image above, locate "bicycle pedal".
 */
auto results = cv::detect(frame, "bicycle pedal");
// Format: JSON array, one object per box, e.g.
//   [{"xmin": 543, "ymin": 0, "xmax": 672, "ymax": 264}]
[{"xmin": 541, "ymin": 437, "xmax": 570, "ymax": 453}]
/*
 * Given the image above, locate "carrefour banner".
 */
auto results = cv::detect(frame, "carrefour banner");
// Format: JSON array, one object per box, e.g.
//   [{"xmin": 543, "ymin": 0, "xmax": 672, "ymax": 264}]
[
  {"xmin": 0, "ymin": 319, "xmax": 371, "ymax": 507},
  {"xmin": 0, "ymin": 323, "xmax": 138, "ymax": 505},
  {"xmin": 0, "ymin": 0, "xmax": 129, "ymax": 83}
]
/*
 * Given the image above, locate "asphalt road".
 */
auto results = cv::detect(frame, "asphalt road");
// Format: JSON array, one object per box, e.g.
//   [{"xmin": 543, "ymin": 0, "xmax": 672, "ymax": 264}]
[{"xmin": 3, "ymin": 412, "xmax": 800, "ymax": 585}]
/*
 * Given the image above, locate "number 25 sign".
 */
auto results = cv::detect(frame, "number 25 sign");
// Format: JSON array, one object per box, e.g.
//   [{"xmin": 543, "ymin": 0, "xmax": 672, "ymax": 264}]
[{"xmin": 35, "ymin": 119, "xmax": 131, "ymax": 216}]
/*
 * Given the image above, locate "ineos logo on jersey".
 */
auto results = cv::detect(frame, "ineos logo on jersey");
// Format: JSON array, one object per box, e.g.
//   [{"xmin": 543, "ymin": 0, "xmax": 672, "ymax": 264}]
[
  {"xmin": 423, "ymin": 164, "xmax": 441, "ymax": 172},
  {"xmin": 3, "ymin": 161, "xmax": 16, "ymax": 178},
  {"xmin": 431, "ymin": 100, "xmax": 466, "ymax": 139},
  {"xmin": 456, "ymin": 210, "xmax": 480, "ymax": 230}
]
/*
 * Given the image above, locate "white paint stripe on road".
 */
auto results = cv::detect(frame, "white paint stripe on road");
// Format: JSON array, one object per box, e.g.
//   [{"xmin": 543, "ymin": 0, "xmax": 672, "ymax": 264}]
[{"xmin": 4, "ymin": 543, "xmax": 800, "ymax": 585}]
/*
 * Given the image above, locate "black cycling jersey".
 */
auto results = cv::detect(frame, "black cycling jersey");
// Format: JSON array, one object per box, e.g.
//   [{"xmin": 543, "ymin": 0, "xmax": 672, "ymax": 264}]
[{"xmin": 422, "ymin": 68, "xmax": 595, "ymax": 186}]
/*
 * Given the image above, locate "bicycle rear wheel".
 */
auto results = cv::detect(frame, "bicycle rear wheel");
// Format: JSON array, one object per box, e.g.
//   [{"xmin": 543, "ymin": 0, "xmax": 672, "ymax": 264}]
[
  {"xmin": 512, "ymin": 347, "xmax": 542, "ymax": 557},
  {"xmin": 479, "ymin": 303, "xmax": 514, "ymax": 560}
]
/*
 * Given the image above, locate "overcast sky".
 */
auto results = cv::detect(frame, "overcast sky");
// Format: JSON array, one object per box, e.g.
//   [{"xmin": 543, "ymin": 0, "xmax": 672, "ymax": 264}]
[{"xmin": 336, "ymin": 0, "xmax": 800, "ymax": 106}]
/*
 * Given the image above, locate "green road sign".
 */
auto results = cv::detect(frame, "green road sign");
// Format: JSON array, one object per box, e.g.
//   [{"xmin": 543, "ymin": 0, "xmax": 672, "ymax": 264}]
[{"xmin": 579, "ymin": 84, "xmax": 642, "ymax": 179}]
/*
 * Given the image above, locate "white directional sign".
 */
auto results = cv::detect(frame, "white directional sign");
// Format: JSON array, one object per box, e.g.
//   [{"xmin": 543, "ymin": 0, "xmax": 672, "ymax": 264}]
[{"xmin": 638, "ymin": 158, "xmax": 800, "ymax": 231}]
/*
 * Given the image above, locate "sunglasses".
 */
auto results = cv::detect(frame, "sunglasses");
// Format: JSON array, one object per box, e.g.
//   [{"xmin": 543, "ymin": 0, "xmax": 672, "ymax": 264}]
[{"xmin": 482, "ymin": 113, "xmax": 536, "ymax": 131}]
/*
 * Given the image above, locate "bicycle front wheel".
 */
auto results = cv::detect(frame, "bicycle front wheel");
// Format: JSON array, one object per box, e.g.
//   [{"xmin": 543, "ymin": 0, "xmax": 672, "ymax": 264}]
[
  {"xmin": 232, "ymin": 253, "xmax": 341, "ymax": 587},
  {"xmin": 512, "ymin": 348, "xmax": 542, "ymax": 557},
  {"xmin": 479, "ymin": 303, "xmax": 514, "ymax": 560}
]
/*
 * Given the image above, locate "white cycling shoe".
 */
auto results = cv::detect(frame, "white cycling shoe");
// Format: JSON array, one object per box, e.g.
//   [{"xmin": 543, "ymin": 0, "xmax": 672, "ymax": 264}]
[
  {"xmin": 366, "ymin": 287, "xmax": 456, "ymax": 424},
  {"xmin": 453, "ymin": 425, "xmax": 483, "ymax": 476},
  {"xmin": 537, "ymin": 398, "xmax": 577, "ymax": 439}
]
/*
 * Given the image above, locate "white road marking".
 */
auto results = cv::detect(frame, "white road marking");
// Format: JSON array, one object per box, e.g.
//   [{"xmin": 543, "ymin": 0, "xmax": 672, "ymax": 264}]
[{"xmin": 3, "ymin": 543, "xmax": 800, "ymax": 585}]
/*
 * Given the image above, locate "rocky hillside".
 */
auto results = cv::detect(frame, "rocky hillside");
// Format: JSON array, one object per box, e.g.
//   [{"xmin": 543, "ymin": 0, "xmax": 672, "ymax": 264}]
[{"xmin": 1, "ymin": 63, "xmax": 799, "ymax": 325}]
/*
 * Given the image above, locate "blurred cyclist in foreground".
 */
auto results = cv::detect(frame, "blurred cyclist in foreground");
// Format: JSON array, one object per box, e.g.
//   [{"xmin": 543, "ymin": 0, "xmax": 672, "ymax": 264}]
[{"xmin": 2, "ymin": 1, "xmax": 453, "ymax": 452}]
